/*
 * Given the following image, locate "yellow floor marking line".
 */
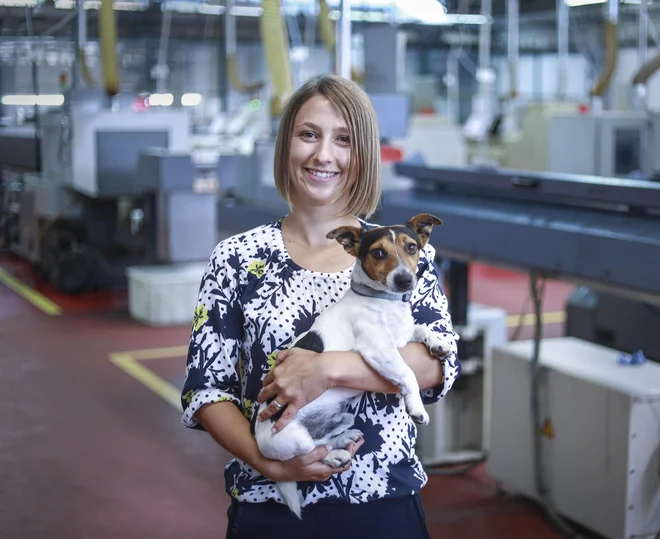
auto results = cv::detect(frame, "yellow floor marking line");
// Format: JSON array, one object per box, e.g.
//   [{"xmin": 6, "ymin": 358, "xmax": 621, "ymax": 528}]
[
  {"xmin": 0, "ymin": 267, "xmax": 61, "ymax": 316},
  {"xmin": 109, "ymin": 351, "xmax": 182, "ymax": 411},
  {"xmin": 506, "ymin": 310, "xmax": 565, "ymax": 328},
  {"xmin": 119, "ymin": 345, "xmax": 189, "ymax": 361}
]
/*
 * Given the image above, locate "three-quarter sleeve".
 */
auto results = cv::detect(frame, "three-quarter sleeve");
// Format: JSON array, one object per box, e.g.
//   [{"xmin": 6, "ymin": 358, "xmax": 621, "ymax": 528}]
[
  {"xmin": 181, "ymin": 242, "xmax": 245, "ymax": 429},
  {"xmin": 410, "ymin": 243, "xmax": 461, "ymax": 405}
]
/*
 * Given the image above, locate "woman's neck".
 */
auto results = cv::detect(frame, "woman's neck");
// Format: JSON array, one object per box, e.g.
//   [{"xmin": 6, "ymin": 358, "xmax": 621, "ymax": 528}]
[{"xmin": 282, "ymin": 206, "xmax": 360, "ymax": 248}]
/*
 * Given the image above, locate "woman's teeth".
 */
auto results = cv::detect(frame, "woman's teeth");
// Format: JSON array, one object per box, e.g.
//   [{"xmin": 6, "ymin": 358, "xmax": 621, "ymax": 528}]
[{"xmin": 308, "ymin": 169, "xmax": 337, "ymax": 179}]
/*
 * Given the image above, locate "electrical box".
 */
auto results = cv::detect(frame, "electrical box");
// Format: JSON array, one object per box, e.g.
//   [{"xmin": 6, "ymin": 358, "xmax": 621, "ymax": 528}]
[{"xmin": 488, "ymin": 337, "xmax": 660, "ymax": 539}]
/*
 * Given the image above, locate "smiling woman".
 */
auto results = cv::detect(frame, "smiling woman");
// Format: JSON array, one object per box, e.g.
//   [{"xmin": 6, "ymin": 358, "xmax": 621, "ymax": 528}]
[{"xmin": 180, "ymin": 74, "xmax": 460, "ymax": 539}]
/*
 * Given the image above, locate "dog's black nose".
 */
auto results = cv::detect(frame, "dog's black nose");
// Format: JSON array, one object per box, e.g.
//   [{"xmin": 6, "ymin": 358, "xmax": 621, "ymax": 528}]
[{"xmin": 393, "ymin": 273, "xmax": 413, "ymax": 291}]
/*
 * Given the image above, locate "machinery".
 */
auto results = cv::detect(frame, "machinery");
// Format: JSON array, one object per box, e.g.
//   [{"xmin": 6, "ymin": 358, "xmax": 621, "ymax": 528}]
[
  {"xmin": 1, "ymin": 89, "xmax": 218, "ymax": 293},
  {"xmin": 388, "ymin": 161, "xmax": 660, "ymax": 538}
]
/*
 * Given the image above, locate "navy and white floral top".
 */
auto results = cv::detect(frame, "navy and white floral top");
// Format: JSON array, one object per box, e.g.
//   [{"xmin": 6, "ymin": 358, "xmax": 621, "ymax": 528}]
[{"xmin": 181, "ymin": 217, "xmax": 461, "ymax": 507}]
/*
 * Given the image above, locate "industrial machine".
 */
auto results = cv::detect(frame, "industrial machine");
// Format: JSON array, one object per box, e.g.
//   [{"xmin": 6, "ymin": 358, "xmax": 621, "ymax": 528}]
[
  {"xmin": 388, "ymin": 161, "xmax": 660, "ymax": 538},
  {"xmin": 1, "ymin": 89, "xmax": 218, "ymax": 293}
]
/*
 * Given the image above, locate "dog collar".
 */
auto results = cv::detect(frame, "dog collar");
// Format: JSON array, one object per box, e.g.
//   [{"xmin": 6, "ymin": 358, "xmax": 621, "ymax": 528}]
[{"xmin": 350, "ymin": 281, "xmax": 412, "ymax": 302}]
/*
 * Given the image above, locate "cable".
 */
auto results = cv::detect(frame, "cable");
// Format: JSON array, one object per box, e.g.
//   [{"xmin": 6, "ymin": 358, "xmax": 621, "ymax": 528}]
[{"xmin": 529, "ymin": 270, "xmax": 586, "ymax": 539}]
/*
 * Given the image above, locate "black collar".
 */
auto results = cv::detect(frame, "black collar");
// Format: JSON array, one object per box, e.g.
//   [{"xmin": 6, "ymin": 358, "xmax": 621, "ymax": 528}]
[{"xmin": 350, "ymin": 281, "xmax": 412, "ymax": 302}]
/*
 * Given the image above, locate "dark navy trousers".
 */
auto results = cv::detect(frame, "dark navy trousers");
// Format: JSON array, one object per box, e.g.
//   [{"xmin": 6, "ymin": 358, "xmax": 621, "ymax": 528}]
[{"xmin": 226, "ymin": 494, "xmax": 432, "ymax": 539}]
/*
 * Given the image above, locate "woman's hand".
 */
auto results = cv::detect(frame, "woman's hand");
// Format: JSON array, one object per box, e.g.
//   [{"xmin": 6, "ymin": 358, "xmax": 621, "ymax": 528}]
[
  {"xmin": 260, "ymin": 439, "xmax": 364, "ymax": 482},
  {"xmin": 257, "ymin": 348, "xmax": 334, "ymax": 431}
]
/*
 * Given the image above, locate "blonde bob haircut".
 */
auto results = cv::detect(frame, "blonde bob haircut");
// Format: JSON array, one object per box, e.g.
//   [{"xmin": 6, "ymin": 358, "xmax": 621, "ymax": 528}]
[{"xmin": 273, "ymin": 75, "xmax": 382, "ymax": 219}]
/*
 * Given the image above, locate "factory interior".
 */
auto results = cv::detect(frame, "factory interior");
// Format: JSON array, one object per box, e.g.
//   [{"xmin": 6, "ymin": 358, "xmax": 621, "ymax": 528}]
[{"xmin": 1, "ymin": 0, "xmax": 660, "ymax": 537}]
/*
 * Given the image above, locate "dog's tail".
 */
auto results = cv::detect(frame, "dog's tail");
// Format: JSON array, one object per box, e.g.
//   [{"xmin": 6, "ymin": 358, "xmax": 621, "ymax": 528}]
[{"xmin": 277, "ymin": 481, "xmax": 302, "ymax": 519}]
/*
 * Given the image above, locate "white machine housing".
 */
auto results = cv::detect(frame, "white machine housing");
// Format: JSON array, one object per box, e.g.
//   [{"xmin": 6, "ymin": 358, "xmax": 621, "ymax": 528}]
[
  {"xmin": 488, "ymin": 337, "xmax": 660, "ymax": 539},
  {"xmin": 416, "ymin": 303, "xmax": 508, "ymax": 464},
  {"xmin": 40, "ymin": 109, "xmax": 190, "ymax": 198},
  {"xmin": 548, "ymin": 110, "xmax": 650, "ymax": 179}
]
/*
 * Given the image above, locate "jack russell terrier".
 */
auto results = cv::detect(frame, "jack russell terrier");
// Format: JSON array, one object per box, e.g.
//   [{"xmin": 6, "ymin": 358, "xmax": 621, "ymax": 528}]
[{"xmin": 253, "ymin": 213, "xmax": 453, "ymax": 519}]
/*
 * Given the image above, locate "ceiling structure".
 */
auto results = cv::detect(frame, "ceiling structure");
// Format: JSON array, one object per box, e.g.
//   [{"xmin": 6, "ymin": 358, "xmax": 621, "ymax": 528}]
[{"xmin": 0, "ymin": 0, "xmax": 656, "ymax": 53}]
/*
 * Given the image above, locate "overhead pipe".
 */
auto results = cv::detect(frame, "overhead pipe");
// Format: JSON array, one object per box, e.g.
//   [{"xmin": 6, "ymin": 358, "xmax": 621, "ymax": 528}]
[
  {"xmin": 589, "ymin": 0, "xmax": 618, "ymax": 99},
  {"xmin": 260, "ymin": 0, "xmax": 294, "ymax": 118},
  {"xmin": 226, "ymin": 0, "xmax": 264, "ymax": 93},
  {"xmin": 507, "ymin": 0, "xmax": 519, "ymax": 101},
  {"xmin": 336, "ymin": 0, "xmax": 351, "ymax": 79},
  {"xmin": 632, "ymin": 0, "xmax": 653, "ymax": 109},
  {"xmin": 318, "ymin": 0, "xmax": 362, "ymax": 82},
  {"xmin": 557, "ymin": 0, "xmax": 569, "ymax": 100},
  {"xmin": 99, "ymin": 0, "xmax": 120, "ymax": 95},
  {"xmin": 155, "ymin": 3, "xmax": 172, "ymax": 94}
]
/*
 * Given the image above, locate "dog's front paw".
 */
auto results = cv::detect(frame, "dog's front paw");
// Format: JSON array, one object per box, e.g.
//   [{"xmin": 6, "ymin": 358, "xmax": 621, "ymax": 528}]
[
  {"xmin": 430, "ymin": 337, "xmax": 453, "ymax": 359},
  {"xmin": 322, "ymin": 449, "xmax": 352, "ymax": 468},
  {"xmin": 409, "ymin": 408, "xmax": 430, "ymax": 426}
]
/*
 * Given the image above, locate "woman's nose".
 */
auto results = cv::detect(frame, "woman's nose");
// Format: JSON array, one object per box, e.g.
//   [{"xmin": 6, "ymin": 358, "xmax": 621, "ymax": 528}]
[{"xmin": 313, "ymin": 138, "xmax": 333, "ymax": 163}]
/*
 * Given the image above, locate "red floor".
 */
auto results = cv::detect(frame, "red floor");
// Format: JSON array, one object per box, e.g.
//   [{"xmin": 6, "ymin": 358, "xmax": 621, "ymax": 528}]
[{"xmin": 0, "ymin": 253, "xmax": 598, "ymax": 539}]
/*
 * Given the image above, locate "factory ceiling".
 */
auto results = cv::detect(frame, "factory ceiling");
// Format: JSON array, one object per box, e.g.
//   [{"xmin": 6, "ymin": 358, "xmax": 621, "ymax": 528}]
[{"xmin": 0, "ymin": 0, "xmax": 655, "ymax": 52}]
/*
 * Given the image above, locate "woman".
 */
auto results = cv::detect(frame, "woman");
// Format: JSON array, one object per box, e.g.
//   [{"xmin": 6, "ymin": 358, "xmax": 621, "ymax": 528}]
[{"xmin": 181, "ymin": 74, "xmax": 460, "ymax": 539}]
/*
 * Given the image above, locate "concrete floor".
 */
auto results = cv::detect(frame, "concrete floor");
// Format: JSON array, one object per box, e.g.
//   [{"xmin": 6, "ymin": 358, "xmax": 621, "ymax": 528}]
[{"xmin": 0, "ymin": 253, "xmax": 602, "ymax": 539}]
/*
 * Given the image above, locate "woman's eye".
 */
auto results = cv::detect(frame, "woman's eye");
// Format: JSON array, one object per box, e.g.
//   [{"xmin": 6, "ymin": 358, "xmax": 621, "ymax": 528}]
[
  {"xmin": 371, "ymin": 248, "xmax": 385, "ymax": 259},
  {"xmin": 337, "ymin": 136, "xmax": 350, "ymax": 144},
  {"xmin": 302, "ymin": 131, "xmax": 317, "ymax": 140}
]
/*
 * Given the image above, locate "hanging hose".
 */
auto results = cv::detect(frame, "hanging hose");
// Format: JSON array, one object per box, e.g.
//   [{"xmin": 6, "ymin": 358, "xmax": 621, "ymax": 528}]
[
  {"xmin": 529, "ymin": 271, "xmax": 586, "ymax": 539},
  {"xmin": 226, "ymin": 0, "xmax": 264, "ymax": 93},
  {"xmin": 99, "ymin": 0, "xmax": 120, "ymax": 95},
  {"xmin": 632, "ymin": 54, "xmax": 660, "ymax": 86},
  {"xmin": 590, "ymin": 20, "xmax": 618, "ymax": 97},
  {"xmin": 260, "ymin": 0, "xmax": 294, "ymax": 117},
  {"xmin": 318, "ymin": 0, "xmax": 363, "ymax": 83}
]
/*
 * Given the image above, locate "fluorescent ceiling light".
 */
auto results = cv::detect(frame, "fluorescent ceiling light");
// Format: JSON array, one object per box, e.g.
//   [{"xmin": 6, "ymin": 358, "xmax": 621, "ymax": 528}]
[
  {"xmin": 181, "ymin": 93, "xmax": 202, "ymax": 107},
  {"xmin": 2, "ymin": 94, "xmax": 64, "ymax": 106},
  {"xmin": 148, "ymin": 93, "xmax": 174, "ymax": 107}
]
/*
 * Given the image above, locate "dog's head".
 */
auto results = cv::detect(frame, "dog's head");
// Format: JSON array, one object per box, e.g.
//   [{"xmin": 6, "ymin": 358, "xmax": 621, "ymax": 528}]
[{"xmin": 327, "ymin": 213, "xmax": 443, "ymax": 293}]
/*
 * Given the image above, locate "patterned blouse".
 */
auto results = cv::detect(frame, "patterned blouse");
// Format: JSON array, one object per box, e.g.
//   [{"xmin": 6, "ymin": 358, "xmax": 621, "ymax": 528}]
[{"xmin": 181, "ymin": 217, "xmax": 461, "ymax": 507}]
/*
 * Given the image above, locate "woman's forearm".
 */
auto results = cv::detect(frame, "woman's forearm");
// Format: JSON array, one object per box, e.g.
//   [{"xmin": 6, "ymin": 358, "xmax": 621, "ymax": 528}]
[
  {"xmin": 195, "ymin": 401, "xmax": 272, "ymax": 475},
  {"xmin": 324, "ymin": 342, "xmax": 444, "ymax": 393}
]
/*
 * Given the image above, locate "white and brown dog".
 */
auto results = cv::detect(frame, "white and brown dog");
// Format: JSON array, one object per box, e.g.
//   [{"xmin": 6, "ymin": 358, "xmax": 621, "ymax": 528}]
[{"xmin": 253, "ymin": 214, "xmax": 453, "ymax": 518}]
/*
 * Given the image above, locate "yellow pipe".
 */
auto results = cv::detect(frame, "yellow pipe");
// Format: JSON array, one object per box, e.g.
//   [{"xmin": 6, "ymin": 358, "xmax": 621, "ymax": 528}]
[
  {"xmin": 99, "ymin": 0, "xmax": 120, "ymax": 95},
  {"xmin": 632, "ymin": 54, "xmax": 660, "ymax": 86},
  {"xmin": 77, "ymin": 48, "xmax": 96, "ymax": 87},
  {"xmin": 590, "ymin": 21, "xmax": 618, "ymax": 97},
  {"xmin": 260, "ymin": 0, "xmax": 294, "ymax": 116},
  {"xmin": 227, "ymin": 53, "xmax": 265, "ymax": 93}
]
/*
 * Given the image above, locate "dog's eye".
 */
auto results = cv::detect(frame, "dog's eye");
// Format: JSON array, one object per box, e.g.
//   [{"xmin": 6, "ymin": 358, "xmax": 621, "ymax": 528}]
[
  {"xmin": 370, "ymin": 248, "xmax": 385, "ymax": 259},
  {"xmin": 406, "ymin": 243, "xmax": 418, "ymax": 254}
]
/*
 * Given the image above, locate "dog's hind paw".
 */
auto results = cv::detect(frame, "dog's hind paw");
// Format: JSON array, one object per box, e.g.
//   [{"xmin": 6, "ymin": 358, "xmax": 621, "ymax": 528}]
[{"xmin": 322, "ymin": 449, "xmax": 352, "ymax": 468}]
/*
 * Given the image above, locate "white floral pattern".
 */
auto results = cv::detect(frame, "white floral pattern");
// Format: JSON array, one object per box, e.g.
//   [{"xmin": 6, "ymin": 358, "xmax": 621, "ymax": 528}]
[{"xmin": 181, "ymin": 218, "xmax": 461, "ymax": 507}]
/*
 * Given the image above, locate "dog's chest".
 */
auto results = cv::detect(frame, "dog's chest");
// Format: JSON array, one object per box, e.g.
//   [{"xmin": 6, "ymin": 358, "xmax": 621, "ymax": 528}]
[{"xmin": 354, "ymin": 303, "xmax": 414, "ymax": 348}]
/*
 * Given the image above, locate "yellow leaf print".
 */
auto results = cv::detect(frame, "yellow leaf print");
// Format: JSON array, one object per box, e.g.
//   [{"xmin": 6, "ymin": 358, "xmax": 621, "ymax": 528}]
[
  {"xmin": 247, "ymin": 260, "xmax": 266, "ymax": 278},
  {"xmin": 266, "ymin": 351, "xmax": 278, "ymax": 371},
  {"xmin": 231, "ymin": 487, "xmax": 239, "ymax": 499},
  {"xmin": 182, "ymin": 389, "xmax": 195, "ymax": 404},
  {"xmin": 192, "ymin": 304, "xmax": 209, "ymax": 332},
  {"xmin": 242, "ymin": 398, "xmax": 255, "ymax": 420},
  {"xmin": 213, "ymin": 396, "xmax": 233, "ymax": 404}
]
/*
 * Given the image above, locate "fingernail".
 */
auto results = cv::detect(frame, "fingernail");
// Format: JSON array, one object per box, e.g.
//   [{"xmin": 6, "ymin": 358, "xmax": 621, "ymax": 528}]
[{"xmin": 325, "ymin": 444, "xmax": 332, "ymax": 452}]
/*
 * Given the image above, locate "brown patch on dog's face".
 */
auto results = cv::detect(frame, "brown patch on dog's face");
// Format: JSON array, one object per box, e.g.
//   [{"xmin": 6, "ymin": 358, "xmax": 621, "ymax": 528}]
[
  {"xmin": 396, "ymin": 231, "xmax": 421, "ymax": 274},
  {"xmin": 358, "ymin": 227, "xmax": 421, "ymax": 290},
  {"xmin": 361, "ymin": 234, "xmax": 400, "ymax": 287}
]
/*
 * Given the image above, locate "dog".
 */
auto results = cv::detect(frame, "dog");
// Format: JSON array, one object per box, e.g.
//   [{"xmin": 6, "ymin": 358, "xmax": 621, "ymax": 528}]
[{"xmin": 253, "ymin": 213, "xmax": 453, "ymax": 519}]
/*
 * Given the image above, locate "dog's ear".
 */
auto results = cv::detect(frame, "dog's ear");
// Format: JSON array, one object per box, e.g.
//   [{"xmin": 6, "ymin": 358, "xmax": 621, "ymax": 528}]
[
  {"xmin": 407, "ymin": 214, "xmax": 443, "ymax": 249},
  {"xmin": 327, "ymin": 226, "xmax": 362, "ymax": 257}
]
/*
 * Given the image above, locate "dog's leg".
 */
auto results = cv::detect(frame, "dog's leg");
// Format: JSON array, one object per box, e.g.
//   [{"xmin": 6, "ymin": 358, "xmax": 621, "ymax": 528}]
[
  {"xmin": 412, "ymin": 325, "xmax": 454, "ymax": 359},
  {"xmin": 356, "ymin": 345, "xmax": 429, "ymax": 425}
]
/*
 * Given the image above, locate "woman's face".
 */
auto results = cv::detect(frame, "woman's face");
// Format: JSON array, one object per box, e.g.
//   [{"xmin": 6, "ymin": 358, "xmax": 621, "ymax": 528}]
[{"xmin": 288, "ymin": 94, "xmax": 352, "ymax": 210}]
